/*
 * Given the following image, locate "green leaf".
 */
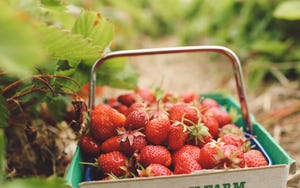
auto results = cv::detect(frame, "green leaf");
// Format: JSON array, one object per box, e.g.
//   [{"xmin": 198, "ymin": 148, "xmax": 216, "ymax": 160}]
[
  {"xmin": 46, "ymin": 96, "xmax": 68, "ymax": 122},
  {"xmin": 97, "ymin": 58, "xmax": 138, "ymax": 89},
  {"xmin": 40, "ymin": 0, "xmax": 64, "ymax": 7},
  {"xmin": 274, "ymin": 1, "xmax": 300, "ymax": 20},
  {"xmin": 0, "ymin": 1, "xmax": 47, "ymax": 78},
  {"xmin": 0, "ymin": 95, "xmax": 8, "ymax": 128},
  {"xmin": 72, "ymin": 10, "xmax": 115, "ymax": 50},
  {"xmin": 38, "ymin": 25, "xmax": 101, "ymax": 61},
  {"xmin": 2, "ymin": 176, "xmax": 68, "ymax": 188}
]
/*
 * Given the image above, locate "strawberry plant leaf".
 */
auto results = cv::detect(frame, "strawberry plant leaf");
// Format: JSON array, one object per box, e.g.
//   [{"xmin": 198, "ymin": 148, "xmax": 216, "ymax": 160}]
[
  {"xmin": 72, "ymin": 10, "xmax": 115, "ymax": 50},
  {"xmin": 274, "ymin": 1, "xmax": 300, "ymax": 20},
  {"xmin": 38, "ymin": 25, "xmax": 101, "ymax": 61},
  {"xmin": 0, "ymin": 1, "xmax": 47, "ymax": 78}
]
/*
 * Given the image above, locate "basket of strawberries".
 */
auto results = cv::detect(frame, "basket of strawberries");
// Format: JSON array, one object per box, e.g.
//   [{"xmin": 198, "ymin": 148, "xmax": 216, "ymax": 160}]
[{"xmin": 66, "ymin": 46, "xmax": 295, "ymax": 188}]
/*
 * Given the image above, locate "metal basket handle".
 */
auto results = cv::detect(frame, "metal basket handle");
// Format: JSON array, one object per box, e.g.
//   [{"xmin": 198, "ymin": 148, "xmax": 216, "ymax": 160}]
[{"xmin": 88, "ymin": 46, "xmax": 253, "ymax": 134}]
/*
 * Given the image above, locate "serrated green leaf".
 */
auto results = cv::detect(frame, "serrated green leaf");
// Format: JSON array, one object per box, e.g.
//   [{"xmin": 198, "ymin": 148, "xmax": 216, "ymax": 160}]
[
  {"xmin": 274, "ymin": 1, "xmax": 300, "ymax": 20},
  {"xmin": 0, "ymin": 1, "xmax": 47, "ymax": 78},
  {"xmin": 0, "ymin": 95, "xmax": 8, "ymax": 128},
  {"xmin": 2, "ymin": 176, "xmax": 68, "ymax": 188},
  {"xmin": 39, "ymin": 25, "xmax": 102, "ymax": 61},
  {"xmin": 72, "ymin": 10, "xmax": 115, "ymax": 50}
]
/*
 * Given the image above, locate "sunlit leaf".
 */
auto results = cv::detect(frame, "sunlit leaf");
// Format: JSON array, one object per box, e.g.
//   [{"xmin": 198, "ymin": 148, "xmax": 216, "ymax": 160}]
[
  {"xmin": 0, "ymin": 1, "xmax": 47, "ymax": 78},
  {"xmin": 274, "ymin": 1, "xmax": 300, "ymax": 20},
  {"xmin": 38, "ymin": 25, "xmax": 101, "ymax": 61},
  {"xmin": 72, "ymin": 10, "xmax": 114, "ymax": 51}
]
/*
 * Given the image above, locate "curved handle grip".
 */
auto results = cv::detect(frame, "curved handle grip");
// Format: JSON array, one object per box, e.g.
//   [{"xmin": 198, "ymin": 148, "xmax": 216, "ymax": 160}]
[{"xmin": 89, "ymin": 46, "xmax": 253, "ymax": 134}]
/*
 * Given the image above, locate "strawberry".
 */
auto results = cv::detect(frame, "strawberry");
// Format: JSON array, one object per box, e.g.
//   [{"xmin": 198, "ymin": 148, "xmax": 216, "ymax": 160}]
[
  {"xmin": 167, "ymin": 122, "xmax": 189, "ymax": 150},
  {"xmin": 174, "ymin": 152, "xmax": 202, "ymax": 174},
  {"xmin": 169, "ymin": 103, "xmax": 199, "ymax": 126},
  {"xmin": 101, "ymin": 135, "xmax": 121, "ymax": 153},
  {"xmin": 218, "ymin": 133, "xmax": 245, "ymax": 149},
  {"xmin": 244, "ymin": 149, "xmax": 268, "ymax": 167},
  {"xmin": 138, "ymin": 145, "xmax": 172, "ymax": 167},
  {"xmin": 79, "ymin": 134, "xmax": 101, "ymax": 156},
  {"xmin": 204, "ymin": 106, "xmax": 232, "ymax": 127},
  {"xmin": 90, "ymin": 104, "xmax": 126, "ymax": 141},
  {"xmin": 218, "ymin": 144, "xmax": 245, "ymax": 168},
  {"xmin": 97, "ymin": 151, "xmax": 129, "ymax": 177},
  {"xmin": 189, "ymin": 122, "xmax": 213, "ymax": 148},
  {"xmin": 199, "ymin": 141, "xmax": 221, "ymax": 169},
  {"xmin": 135, "ymin": 88, "xmax": 156, "ymax": 104},
  {"xmin": 119, "ymin": 129, "xmax": 147, "ymax": 156},
  {"xmin": 124, "ymin": 108, "xmax": 149, "ymax": 130},
  {"xmin": 201, "ymin": 113, "xmax": 219, "ymax": 139},
  {"xmin": 201, "ymin": 98, "xmax": 219, "ymax": 112},
  {"xmin": 172, "ymin": 144, "xmax": 201, "ymax": 165},
  {"xmin": 180, "ymin": 91, "xmax": 199, "ymax": 103},
  {"xmin": 138, "ymin": 163, "xmax": 173, "ymax": 177},
  {"xmin": 117, "ymin": 93, "xmax": 136, "ymax": 107},
  {"xmin": 115, "ymin": 104, "xmax": 128, "ymax": 115},
  {"xmin": 145, "ymin": 118, "xmax": 170, "ymax": 145},
  {"xmin": 218, "ymin": 124, "xmax": 244, "ymax": 138}
]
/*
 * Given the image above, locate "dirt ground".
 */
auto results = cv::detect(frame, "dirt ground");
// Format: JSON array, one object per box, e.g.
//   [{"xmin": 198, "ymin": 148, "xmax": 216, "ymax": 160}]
[{"xmin": 124, "ymin": 39, "xmax": 300, "ymax": 187}]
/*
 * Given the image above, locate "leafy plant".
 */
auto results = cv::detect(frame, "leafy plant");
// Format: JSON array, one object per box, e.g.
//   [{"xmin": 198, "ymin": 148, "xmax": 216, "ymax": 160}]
[{"xmin": 0, "ymin": 0, "xmax": 138, "ymax": 187}]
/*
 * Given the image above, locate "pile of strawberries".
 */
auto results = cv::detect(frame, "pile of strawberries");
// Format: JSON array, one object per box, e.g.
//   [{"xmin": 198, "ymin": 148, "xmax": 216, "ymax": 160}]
[{"xmin": 79, "ymin": 88, "xmax": 268, "ymax": 180}]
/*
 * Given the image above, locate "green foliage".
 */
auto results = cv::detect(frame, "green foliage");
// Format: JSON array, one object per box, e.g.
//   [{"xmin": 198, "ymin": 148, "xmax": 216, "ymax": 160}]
[
  {"xmin": 0, "ymin": 1, "xmax": 47, "ymax": 78},
  {"xmin": 2, "ymin": 176, "xmax": 68, "ymax": 188},
  {"xmin": 97, "ymin": 0, "xmax": 300, "ymax": 89},
  {"xmin": 274, "ymin": 1, "xmax": 300, "ymax": 20}
]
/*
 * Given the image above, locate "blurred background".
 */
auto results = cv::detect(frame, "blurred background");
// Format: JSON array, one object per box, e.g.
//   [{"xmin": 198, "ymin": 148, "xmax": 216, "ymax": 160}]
[{"xmin": 0, "ymin": 0, "xmax": 299, "ymax": 187}]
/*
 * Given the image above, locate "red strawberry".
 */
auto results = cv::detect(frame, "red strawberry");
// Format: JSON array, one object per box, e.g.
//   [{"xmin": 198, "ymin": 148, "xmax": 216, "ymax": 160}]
[
  {"xmin": 138, "ymin": 163, "xmax": 173, "ymax": 177},
  {"xmin": 204, "ymin": 106, "xmax": 232, "ymax": 127},
  {"xmin": 115, "ymin": 104, "xmax": 128, "ymax": 115},
  {"xmin": 145, "ymin": 118, "xmax": 170, "ymax": 145},
  {"xmin": 174, "ymin": 152, "xmax": 202, "ymax": 174},
  {"xmin": 117, "ymin": 93, "xmax": 136, "ymax": 107},
  {"xmin": 138, "ymin": 145, "xmax": 172, "ymax": 167},
  {"xmin": 218, "ymin": 144, "xmax": 245, "ymax": 168},
  {"xmin": 119, "ymin": 129, "xmax": 147, "ymax": 156},
  {"xmin": 90, "ymin": 104, "xmax": 126, "ymax": 141},
  {"xmin": 169, "ymin": 103, "xmax": 199, "ymax": 126},
  {"xmin": 219, "ymin": 124, "xmax": 244, "ymax": 138},
  {"xmin": 172, "ymin": 145, "xmax": 201, "ymax": 165},
  {"xmin": 201, "ymin": 113, "xmax": 219, "ymax": 139},
  {"xmin": 135, "ymin": 88, "xmax": 156, "ymax": 104},
  {"xmin": 125, "ymin": 108, "xmax": 149, "ymax": 130},
  {"xmin": 167, "ymin": 122, "xmax": 189, "ymax": 150},
  {"xmin": 201, "ymin": 98, "xmax": 219, "ymax": 112},
  {"xmin": 189, "ymin": 122, "xmax": 213, "ymax": 148},
  {"xmin": 181, "ymin": 92, "xmax": 199, "ymax": 103},
  {"xmin": 79, "ymin": 134, "xmax": 101, "ymax": 156},
  {"xmin": 199, "ymin": 141, "xmax": 221, "ymax": 169},
  {"xmin": 219, "ymin": 133, "xmax": 245, "ymax": 149},
  {"xmin": 244, "ymin": 149, "xmax": 268, "ymax": 167},
  {"xmin": 97, "ymin": 151, "xmax": 128, "ymax": 177},
  {"xmin": 101, "ymin": 135, "xmax": 121, "ymax": 153}
]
